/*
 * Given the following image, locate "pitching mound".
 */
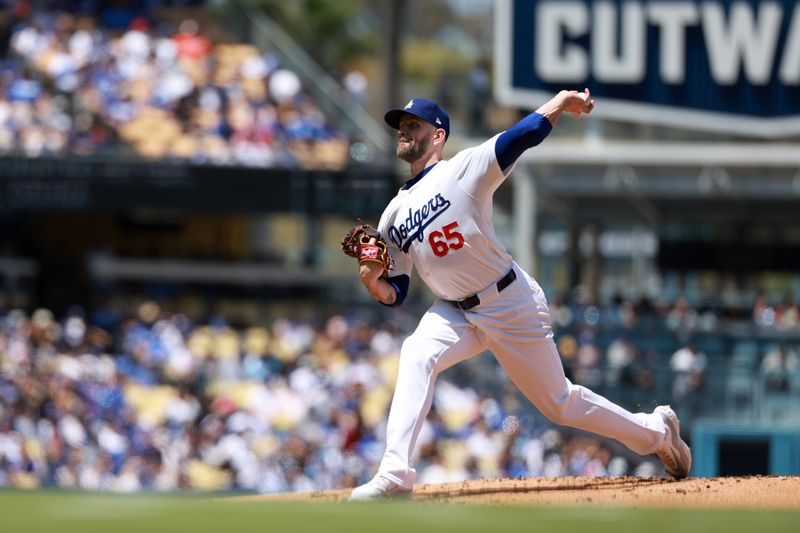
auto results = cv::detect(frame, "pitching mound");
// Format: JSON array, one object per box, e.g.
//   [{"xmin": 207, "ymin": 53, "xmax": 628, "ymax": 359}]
[{"xmin": 234, "ymin": 476, "xmax": 800, "ymax": 509}]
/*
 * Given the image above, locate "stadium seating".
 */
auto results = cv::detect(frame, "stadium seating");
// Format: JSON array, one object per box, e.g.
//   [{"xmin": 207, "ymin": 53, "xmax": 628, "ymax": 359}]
[
  {"xmin": 2, "ymin": 291, "xmax": 799, "ymax": 492},
  {"xmin": 1, "ymin": 10, "xmax": 349, "ymax": 169}
]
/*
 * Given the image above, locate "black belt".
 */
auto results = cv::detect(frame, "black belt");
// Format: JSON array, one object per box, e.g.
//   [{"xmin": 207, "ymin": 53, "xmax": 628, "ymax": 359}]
[{"xmin": 448, "ymin": 268, "xmax": 517, "ymax": 311}]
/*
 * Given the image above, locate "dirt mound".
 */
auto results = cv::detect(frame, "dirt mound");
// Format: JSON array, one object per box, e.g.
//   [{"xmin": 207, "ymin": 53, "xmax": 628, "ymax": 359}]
[{"xmin": 238, "ymin": 476, "xmax": 800, "ymax": 509}]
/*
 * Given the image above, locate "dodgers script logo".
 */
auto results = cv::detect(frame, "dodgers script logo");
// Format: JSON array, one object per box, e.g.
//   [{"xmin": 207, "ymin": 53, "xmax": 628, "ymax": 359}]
[{"xmin": 388, "ymin": 194, "xmax": 451, "ymax": 253}]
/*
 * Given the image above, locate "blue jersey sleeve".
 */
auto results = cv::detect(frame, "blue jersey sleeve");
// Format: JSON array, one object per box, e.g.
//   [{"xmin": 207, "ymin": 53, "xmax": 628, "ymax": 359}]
[
  {"xmin": 380, "ymin": 274, "xmax": 410, "ymax": 307},
  {"xmin": 495, "ymin": 112, "xmax": 553, "ymax": 171}
]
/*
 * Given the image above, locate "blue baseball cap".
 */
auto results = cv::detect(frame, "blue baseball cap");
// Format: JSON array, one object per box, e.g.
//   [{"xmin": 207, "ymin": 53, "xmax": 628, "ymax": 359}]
[{"xmin": 384, "ymin": 98, "xmax": 450, "ymax": 140}]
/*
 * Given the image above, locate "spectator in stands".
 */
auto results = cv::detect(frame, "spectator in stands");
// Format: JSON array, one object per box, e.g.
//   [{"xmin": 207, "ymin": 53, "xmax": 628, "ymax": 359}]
[
  {"xmin": 572, "ymin": 330, "xmax": 603, "ymax": 389},
  {"xmin": 670, "ymin": 342, "xmax": 707, "ymax": 406},
  {"xmin": 666, "ymin": 297, "xmax": 698, "ymax": 339},
  {"xmin": 761, "ymin": 344, "xmax": 799, "ymax": 392},
  {"xmin": 752, "ymin": 294, "xmax": 773, "ymax": 327},
  {"xmin": 776, "ymin": 297, "xmax": 799, "ymax": 331},
  {"xmin": 172, "ymin": 19, "xmax": 212, "ymax": 62},
  {"xmin": 605, "ymin": 294, "xmax": 638, "ymax": 330},
  {"xmin": 549, "ymin": 293, "xmax": 573, "ymax": 329},
  {"xmin": 629, "ymin": 349, "xmax": 658, "ymax": 406},
  {"xmin": 343, "ymin": 69, "xmax": 368, "ymax": 107},
  {"xmin": 605, "ymin": 336, "xmax": 636, "ymax": 387}
]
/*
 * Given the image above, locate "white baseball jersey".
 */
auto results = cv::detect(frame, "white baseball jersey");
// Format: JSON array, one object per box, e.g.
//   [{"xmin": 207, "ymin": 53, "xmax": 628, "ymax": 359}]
[{"xmin": 378, "ymin": 134, "xmax": 516, "ymax": 301}]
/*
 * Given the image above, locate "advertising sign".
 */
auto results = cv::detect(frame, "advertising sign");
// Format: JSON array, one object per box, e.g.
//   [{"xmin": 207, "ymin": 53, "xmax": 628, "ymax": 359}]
[{"xmin": 494, "ymin": 0, "xmax": 800, "ymax": 136}]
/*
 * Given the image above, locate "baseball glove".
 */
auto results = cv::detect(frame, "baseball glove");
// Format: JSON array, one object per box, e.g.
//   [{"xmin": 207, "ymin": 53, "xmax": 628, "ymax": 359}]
[{"xmin": 340, "ymin": 223, "xmax": 393, "ymax": 274}]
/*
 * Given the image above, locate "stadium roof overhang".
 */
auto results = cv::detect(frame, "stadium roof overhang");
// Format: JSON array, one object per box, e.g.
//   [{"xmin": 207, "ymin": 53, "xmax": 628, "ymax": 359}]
[
  {"xmin": 518, "ymin": 141, "xmax": 800, "ymax": 169},
  {"xmin": 491, "ymin": 141, "xmax": 800, "ymax": 272},
  {"xmin": 509, "ymin": 141, "xmax": 800, "ymax": 225}
]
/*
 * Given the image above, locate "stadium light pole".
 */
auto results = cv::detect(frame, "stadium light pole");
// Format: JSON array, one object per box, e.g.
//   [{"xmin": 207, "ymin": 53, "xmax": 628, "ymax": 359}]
[{"xmin": 383, "ymin": 0, "xmax": 406, "ymax": 163}]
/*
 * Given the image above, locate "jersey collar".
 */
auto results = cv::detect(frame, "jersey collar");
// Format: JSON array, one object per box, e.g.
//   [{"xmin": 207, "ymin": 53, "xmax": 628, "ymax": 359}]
[{"xmin": 401, "ymin": 162, "xmax": 438, "ymax": 190}]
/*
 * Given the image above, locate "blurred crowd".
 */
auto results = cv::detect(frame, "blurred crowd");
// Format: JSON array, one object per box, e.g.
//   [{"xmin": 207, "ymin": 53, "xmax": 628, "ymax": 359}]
[
  {"xmin": 0, "ymin": 303, "xmax": 663, "ymax": 493},
  {"xmin": 548, "ymin": 291, "xmax": 800, "ymax": 335},
  {"xmin": 1, "ymin": 286, "xmax": 797, "ymax": 493},
  {"xmin": 0, "ymin": 5, "xmax": 349, "ymax": 168},
  {"xmin": 548, "ymin": 290, "xmax": 800, "ymax": 419}
]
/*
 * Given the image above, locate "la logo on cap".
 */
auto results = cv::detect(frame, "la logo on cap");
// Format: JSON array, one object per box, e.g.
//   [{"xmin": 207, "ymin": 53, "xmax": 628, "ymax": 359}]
[{"xmin": 405, "ymin": 100, "xmax": 414, "ymax": 109}]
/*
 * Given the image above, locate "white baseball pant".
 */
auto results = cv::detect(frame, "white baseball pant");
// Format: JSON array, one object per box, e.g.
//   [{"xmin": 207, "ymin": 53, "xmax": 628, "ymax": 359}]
[{"xmin": 376, "ymin": 264, "xmax": 668, "ymax": 489}]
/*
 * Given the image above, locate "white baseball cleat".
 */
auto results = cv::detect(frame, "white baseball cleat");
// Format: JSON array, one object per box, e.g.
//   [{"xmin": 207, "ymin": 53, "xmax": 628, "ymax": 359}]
[
  {"xmin": 348, "ymin": 475, "xmax": 412, "ymax": 502},
  {"xmin": 654, "ymin": 405, "xmax": 692, "ymax": 479}
]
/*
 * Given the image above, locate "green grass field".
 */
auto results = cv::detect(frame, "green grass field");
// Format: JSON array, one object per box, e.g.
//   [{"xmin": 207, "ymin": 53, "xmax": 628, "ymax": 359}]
[{"xmin": 1, "ymin": 490, "xmax": 798, "ymax": 533}]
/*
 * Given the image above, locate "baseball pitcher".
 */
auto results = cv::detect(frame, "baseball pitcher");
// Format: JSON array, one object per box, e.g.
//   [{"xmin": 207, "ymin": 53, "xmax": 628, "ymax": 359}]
[{"xmin": 343, "ymin": 90, "xmax": 691, "ymax": 501}]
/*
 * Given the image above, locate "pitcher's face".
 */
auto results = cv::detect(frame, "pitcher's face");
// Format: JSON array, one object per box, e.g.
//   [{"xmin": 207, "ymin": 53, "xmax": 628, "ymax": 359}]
[{"xmin": 396, "ymin": 115, "xmax": 436, "ymax": 163}]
